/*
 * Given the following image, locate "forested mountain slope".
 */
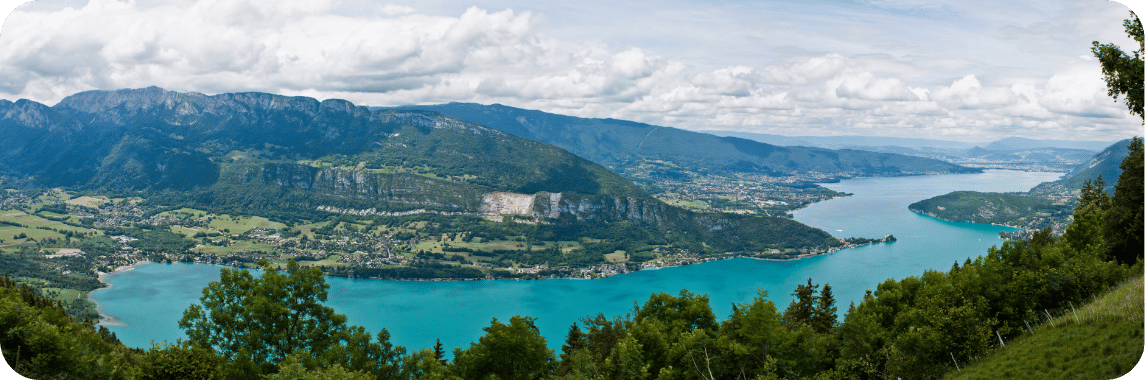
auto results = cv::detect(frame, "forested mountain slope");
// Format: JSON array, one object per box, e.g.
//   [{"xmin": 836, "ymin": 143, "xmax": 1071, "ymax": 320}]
[
  {"xmin": 0, "ymin": 87, "xmax": 844, "ymax": 263},
  {"xmin": 0, "ymin": 87, "xmax": 642, "ymax": 204},
  {"xmin": 1029, "ymin": 138, "xmax": 1134, "ymax": 196}
]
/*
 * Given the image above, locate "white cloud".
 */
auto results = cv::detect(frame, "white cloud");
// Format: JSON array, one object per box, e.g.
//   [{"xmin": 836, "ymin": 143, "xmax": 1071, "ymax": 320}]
[
  {"xmin": 831, "ymin": 72, "xmax": 921, "ymax": 101},
  {"xmin": 932, "ymin": 75, "xmax": 1017, "ymax": 109},
  {"xmin": 0, "ymin": 0, "xmax": 1140, "ymax": 142},
  {"xmin": 380, "ymin": 4, "xmax": 416, "ymax": 15}
]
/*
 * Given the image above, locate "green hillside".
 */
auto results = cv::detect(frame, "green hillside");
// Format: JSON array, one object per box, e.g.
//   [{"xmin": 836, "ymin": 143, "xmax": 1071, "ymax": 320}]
[{"xmin": 946, "ymin": 274, "xmax": 1144, "ymax": 379}]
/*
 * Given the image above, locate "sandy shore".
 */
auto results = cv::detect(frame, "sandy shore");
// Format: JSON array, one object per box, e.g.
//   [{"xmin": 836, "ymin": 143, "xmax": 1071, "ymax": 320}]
[{"xmin": 87, "ymin": 261, "xmax": 150, "ymax": 327}]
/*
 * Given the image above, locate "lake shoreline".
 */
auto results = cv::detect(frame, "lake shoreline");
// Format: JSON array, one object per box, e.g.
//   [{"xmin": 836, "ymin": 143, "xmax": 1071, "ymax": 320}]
[
  {"xmin": 90, "ymin": 170, "xmax": 1062, "ymax": 351},
  {"xmin": 88, "ymin": 261, "xmax": 151, "ymax": 327}
]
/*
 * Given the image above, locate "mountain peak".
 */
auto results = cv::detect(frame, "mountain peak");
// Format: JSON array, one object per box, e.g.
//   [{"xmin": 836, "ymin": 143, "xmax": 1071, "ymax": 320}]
[{"xmin": 54, "ymin": 86, "xmax": 180, "ymax": 114}]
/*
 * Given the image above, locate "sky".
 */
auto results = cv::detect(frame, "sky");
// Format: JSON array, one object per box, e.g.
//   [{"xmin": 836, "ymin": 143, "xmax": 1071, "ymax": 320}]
[{"xmin": 0, "ymin": 0, "xmax": 1143, "ymax": 142}]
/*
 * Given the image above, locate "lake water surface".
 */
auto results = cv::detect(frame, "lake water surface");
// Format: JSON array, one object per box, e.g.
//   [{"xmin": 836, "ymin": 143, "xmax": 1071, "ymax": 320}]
[{"xmin": 90, "ymin": 170, "xmax": 1062, "ymax": 352}]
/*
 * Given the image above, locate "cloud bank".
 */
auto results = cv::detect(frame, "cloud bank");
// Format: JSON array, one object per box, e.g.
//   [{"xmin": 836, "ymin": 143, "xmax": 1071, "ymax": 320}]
[{"xmin": 0, "ymin": 0, "xmax": 1140, "ymax": 141}]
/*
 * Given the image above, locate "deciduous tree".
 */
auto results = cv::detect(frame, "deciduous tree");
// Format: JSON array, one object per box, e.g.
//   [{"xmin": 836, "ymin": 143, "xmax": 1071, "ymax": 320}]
[
  {"xmin": 451, "ymin": 315, "xmax": 555, "ymax": 380},
  {"xmin": 1092, "ymin": 12, "xmax": 1144, "ymax": 120},
  {"xmin": 179, "ymin": 260, "xmax": 350, "ymax": 374}
]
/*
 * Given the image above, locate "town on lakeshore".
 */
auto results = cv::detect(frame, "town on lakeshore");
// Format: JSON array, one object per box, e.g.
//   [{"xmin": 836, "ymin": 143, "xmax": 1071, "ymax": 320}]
[{"xmin": 0, "ymin": 182, "xmax": 892, "ymax": 289}]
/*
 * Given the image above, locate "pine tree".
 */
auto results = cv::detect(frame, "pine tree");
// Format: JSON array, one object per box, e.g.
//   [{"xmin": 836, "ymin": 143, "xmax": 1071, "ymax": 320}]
[
  {"xmin": 1104, "ymin": 137, "xmax": 1144, "ymax": 264},
  {"xmin": 433, "ymin": 338, "xmax": 445, "ymax": 363},
  {"xmin": 810, "ymin": 283, "xmax": 838, "ymax": 334},
  {"xmin": 784, "ymin": 278, "xmax": 818, "ymax": 327},
  {"xmin": 558, "ymin": 322, "xmax": 588, "ymax": 374},
  {"xmin": 1076, "ymin": 176, "xmax": 1110, "ymax": 216}
]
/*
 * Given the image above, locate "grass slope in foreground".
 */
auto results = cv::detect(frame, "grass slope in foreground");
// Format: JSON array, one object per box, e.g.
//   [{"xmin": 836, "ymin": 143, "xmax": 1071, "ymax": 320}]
[{"xmin": 946, "ymin": 274, "xmax": 1144, "ymax": 379}]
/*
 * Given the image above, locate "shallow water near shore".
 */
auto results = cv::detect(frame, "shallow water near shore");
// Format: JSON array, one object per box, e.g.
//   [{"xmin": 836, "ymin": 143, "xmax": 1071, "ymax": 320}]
[{"xmin": 90, "ymin": 170, "xmax": 1061, "ymax": 352}]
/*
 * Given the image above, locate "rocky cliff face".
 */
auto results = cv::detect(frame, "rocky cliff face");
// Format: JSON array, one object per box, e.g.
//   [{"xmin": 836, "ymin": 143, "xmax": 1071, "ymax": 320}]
[{"xmin": 223, "ymin": 163, "xmax": 485, "ymax": 212}]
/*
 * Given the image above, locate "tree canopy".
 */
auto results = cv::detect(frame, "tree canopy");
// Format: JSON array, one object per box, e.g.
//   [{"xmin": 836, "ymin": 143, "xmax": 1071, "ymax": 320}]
[
  {"xmin": 1090, "ymin": 11, "xmax": 1143, "ymax": 264},
  {"xmin": 178, "ymin": 259, "xmax": 404, "ymax": 378},
  {"xmin": 1092, "ymin": 11, "xmax": 1144, "ymax": 121}
]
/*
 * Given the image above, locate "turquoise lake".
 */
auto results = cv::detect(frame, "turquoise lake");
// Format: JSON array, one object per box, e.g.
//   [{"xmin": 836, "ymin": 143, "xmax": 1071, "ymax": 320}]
[{"xmin": 90, "ymin": 169, "xmax": 1062, "ymax": 353}]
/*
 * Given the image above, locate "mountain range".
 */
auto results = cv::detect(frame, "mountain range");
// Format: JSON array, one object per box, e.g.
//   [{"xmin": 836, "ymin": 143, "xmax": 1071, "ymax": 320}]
[
  {"xmin": 0, "ymin": 87, "xmax": 843, "ymax": 252},
  {"xmin": 380, "ymin": 103, "xmax": 980, "ymax": 177}
]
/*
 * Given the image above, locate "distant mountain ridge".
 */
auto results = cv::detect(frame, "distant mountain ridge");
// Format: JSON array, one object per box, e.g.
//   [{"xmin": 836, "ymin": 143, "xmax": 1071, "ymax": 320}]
[
  {"xmin": 706, "ymin": 131, "xmax": 1116, "ymax": 152},
  {"xmin": 706, "ymin": 131, "xmax": 980, "ymax": 149},
  {"xmin": 379, "ymin": 103, "xmax": 981, "ymax": 177},
  {"xmin": 707, "ymin": 131, "xmax": 1115, "ymax": 171}
]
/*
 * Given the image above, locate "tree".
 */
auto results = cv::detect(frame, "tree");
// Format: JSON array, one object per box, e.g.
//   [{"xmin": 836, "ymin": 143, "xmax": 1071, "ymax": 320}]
[
  {"xmin": 451, "ymin": 315, "xmax": 555, "ymax": 380},
  {"xmin": 402, "ymin": 349, "xmax": 456, "ymax": 380},
  {"xmin": 1063, "ymin": 178, "xmax": 1110, "ymax": 255},
  {"xmin": 433, "ymin": 338, "xmax": 446, "ymax": 363},
  {"xmin": 633, "ymin": 290, "xmax": 718, "ymax": 336},
  {"xmin": 179, "ymin": 259, "xmax": 350, "ymax": 374},
  {"xmin": 810, "ymin": 283, "xmax": 837, "ymax": 334},
  {"xmin": 1092, "ymin": 12, "xmax": 1144, "ymax": 121},
  {"xmin": 1090, "ymin": 11, "xmax": 1143, "ymax": 265},
  {"xmin": 264, "ymin": 354, "xmax": 374, "ymax": 380},
  {"xmin": 1076, "ymin": 176, "xmax": 1110, "ymax": 215},
  {"xmin": 783, "ymin": 278, "xmax": 818, "ymax": 327},
  {"xmin": 558, "ymin": 322, "xmax": 588, "ymax": 375},
  {"xmin": 140, "ymin": 341, "xmax": 225, "ymax": 380},
  {"xmin": 1103, "ymin": 137, "xmax": 1144, "ymax": 264}
]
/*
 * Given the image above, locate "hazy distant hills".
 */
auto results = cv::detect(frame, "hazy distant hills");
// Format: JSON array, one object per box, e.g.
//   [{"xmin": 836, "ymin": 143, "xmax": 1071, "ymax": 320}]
[
  {"xmin": 983, "ymin": 137, "xmax": 1117, "ymax": 152},
  {"xmin": 708, "ymin": 131, "xmax": 979, "ymax": 150},
  {"xmin": 707, "ymin": 131, "xmax": 1116, "ymax": 152},
  {"xmin": 381, "ymin": 103, "xmax": 980, "ymax": 177},
  {"xmin": 708, "ymin": 131, "xmax": 1116, "ymax": 171}
]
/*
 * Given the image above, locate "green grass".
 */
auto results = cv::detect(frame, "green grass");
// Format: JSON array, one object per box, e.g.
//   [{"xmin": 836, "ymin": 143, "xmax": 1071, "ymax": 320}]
[
  {"xmin": 208, "ymin": 214, "xmax": 286, "ymax": 235},
  {"xmin": 170, "ymin": 225, "xmax": 205, "ymax": 238},
  {"xmin": 194, "ymin": 240, "xmax": 277, "ymax": 255},
  {"xmin": 296, "ymin": 221, "xmax": 330, "ymax": 239},
  {"xmin": 1, "ymin": 211, "xmax": 96, "ymax": 234},
  {"xmin": 41, "ymin": 287, "xmax": 84, "ymax": 302},
  {"xmin": 297, "ymin": 257, "xmax": 346, "ymax": 268},
  {"xmin": 156, "ymin": 208, "xmax": 209, "ymax": 219},
  {"xmin": 947, "ymin": 274, "xmax": 1144, "ymax": 380},
  {"xmin": 659, "ymin": 198, "xmax": 710, "ymax": 210},
  {"xmin": 604, "ymin": 250, "xmax": 627, "ymax": 263}
]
